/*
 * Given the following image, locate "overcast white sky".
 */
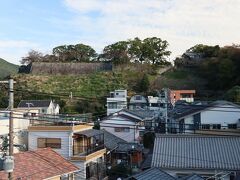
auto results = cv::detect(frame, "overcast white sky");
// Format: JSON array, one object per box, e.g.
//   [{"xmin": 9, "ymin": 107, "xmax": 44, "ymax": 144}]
[{"xmin": 0, "ymin": 0, "xmax": 240, "ymax": 64}]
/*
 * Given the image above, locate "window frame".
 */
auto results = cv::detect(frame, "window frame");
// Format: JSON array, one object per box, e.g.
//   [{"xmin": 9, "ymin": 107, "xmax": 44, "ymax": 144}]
[{"xmin": 37, "ymin": 138, "xmax": 61, "ymax": 149}]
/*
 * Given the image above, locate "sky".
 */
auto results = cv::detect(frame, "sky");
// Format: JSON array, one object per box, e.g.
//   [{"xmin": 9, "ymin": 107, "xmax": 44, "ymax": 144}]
[{"xmin": 0, "ymin": 0, "xmax": 240, "ymax": 65}]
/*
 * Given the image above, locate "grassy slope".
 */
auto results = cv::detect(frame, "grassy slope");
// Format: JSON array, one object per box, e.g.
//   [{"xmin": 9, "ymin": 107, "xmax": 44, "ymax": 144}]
[
  {"xmin": 0, "ymin": 58, "xmax": 19, "ymax": 79},
  {"xmin": 13, "ymin": 64, "xmax": 209, "ymax": 113}
]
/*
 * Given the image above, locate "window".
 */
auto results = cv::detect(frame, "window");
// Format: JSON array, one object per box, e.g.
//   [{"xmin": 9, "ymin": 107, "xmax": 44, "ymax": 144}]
[
  {"xmin": 212, "ymin": 124, "xmax": 221, "ymax": 129},
  {"xmin": 139, "ymin": 131, "xmax": 144, "ymax": 137},
  {"xmin": 108, "ymin": 102, "xmax": 117, "ymax": 109},
  {"xmin": 31, "ymin": 113, "xmax": 37, "ymax": 117},
  {"xmin": 201, "ymin": 124, "xmax": 210, "ymax": 129},
  {"xmin": 228, "ymin": 124, "xmax": 237, "ymax": 129},
  {"xmin": 135, "ymin": 95, "xmax": 142, "ymax": 100},
  {"xmin": 181, "ymin": 94, "xmax": 191, "ymax": 98},
  {"xmin": 37, "ymin": 138, "xmax": 61, "ymax": 149},
  {"xmin": 114, "ymin": 127, "xmax": 130, "ymax": 132}
]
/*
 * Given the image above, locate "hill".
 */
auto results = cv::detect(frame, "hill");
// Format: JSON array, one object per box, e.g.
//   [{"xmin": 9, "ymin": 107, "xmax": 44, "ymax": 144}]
[
  {"xmin": 10, "ymin": 63, "xmax": 211, "ymax": 115},
  {"xmin": 0, "ymin": 58, "xmax": 19, "ymax": 79}
]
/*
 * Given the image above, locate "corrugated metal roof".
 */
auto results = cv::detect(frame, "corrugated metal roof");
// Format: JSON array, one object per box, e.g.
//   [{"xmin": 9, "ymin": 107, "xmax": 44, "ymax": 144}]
[
  {"xmin": 152, "ymin": 134, "xmax": 240, "ymax": 170},
  {"xmin": 129, "ymin": 167, "xmax": 176, "ymax": 180}
]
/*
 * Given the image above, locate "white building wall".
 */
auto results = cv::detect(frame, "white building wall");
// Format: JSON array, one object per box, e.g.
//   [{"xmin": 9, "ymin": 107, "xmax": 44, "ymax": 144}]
[
  {"xmin": 0, "ymin": 111, "xmax": 29, "ymax": 153},
  {"xmin": 200, "ymin": 105, "xmax": 240, "ymax": 127},
  {"xmin": 100, "ymin": 117, "xmax": 143, "ymax": 142},
  {"xmin": 28, "ymin": 131, "xmax": 72, "ymax": 159}
]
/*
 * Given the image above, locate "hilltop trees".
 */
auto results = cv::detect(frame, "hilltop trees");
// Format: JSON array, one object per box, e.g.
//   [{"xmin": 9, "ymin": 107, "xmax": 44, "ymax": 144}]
[
  {"xmin": 21, "ymin": 43, "xmax": 97, "ymax": 65},
  {"xmin": 101, "ymin": 41, "xmax": 130, "ymax": 65},
  {"xmin": 20, "ymin": 37, "xmax": 171, "ymax": 66},
  {"xmin": 101, "ymin": 37, "xmax": 171, "ymax": 65},
  {"xmin": 52, "ymin": 44, "xmax": 97, "ymax": 62}
]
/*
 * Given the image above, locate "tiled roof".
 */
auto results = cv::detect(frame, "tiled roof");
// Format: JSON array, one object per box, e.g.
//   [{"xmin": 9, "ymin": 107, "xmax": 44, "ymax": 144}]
[
  {"xmin": 171, "ymin": 100, "xmax": 240, "ymax": 120},
  {"xmin": 18, "ymin": 100, "xmax": 52, "ymax": 108},
  {"xmin": 120, "ymin": 109, "xmax": 156, "ymax": 120},
  {"xmin": 180, "ymin": 174, "xmax": 204, "ymax": 180},
  {"xmin": 129, "ymin": 167, "xmax": 176, "ymax": 180},
  {"xmin": 75, "ymin": 129, "xmax": 103, "ymax": 137},
  {"xmin": 0, "ymin": 148, "xmax": 78, "ymax": 180},
  {"xmin": 116, "ymin": 142, "xmax": 143, "ymax": 152},
  {"xmin": 101, "ymin": 129, "xmax": 126, "ymax": 150},
  {"xmin": 152, "ymin": 134, "xmax": 240, "ymax": 171}
]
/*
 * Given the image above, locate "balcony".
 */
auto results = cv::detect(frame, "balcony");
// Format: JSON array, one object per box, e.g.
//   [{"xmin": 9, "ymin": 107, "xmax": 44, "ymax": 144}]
[{"xmin": 72, "ymin": 129, "xmax": 105, "ymax": 160}]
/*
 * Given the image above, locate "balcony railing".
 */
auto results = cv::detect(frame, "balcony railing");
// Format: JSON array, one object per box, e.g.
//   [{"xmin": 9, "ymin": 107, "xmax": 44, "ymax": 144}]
[{"xmin": 73, "ymin": 142, "xmax": 105, "ymax": 156}]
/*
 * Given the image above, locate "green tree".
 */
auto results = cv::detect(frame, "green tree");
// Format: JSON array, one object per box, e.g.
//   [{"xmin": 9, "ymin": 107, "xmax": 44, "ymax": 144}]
[
  {"xmin": 187, "ymin": 44, "xmax": 220, "ymax": 57},
  {"xmin": 129, "ymin": 37, "xmax": 171, "ymax": 64},
  {"xmin": 225, "ymin": 86, "xmax": 240, "ymax": 102},
  {"xmin": 143, "ymin": 132, "xmax": 155, "ymax": 149},
  {"xmin": 74, "ymin": 44, "xmax": 97, "ymax": 62},
  {"xmin": 52, "ymin": 44, "xmax": 96, "ymax": 62},
  {"xmin": 142, "ymin": 37, "xmax": 171, "ymax": 64},
  {"xmin": 101, "ymin": 41, "xmax": 130, "ymax": 65}
]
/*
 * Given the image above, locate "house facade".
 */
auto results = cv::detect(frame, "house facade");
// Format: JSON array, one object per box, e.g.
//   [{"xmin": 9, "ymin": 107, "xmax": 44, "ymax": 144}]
[
  {"xmin": 170, "ymin": 90, "xmax": 196, "ymax": 105},
  {"xmin": 106, "ymin": 90, "xmax": 127, "ymax": 116},
  {"xmin": 100, "ymin": 113, "xmax": 144, "ymax": 143},
  {"xmin": 171, "ymin": 101, "xmax": 240, "ymax": 133},
  {"xmin": 17, "ymin": 100, "xmax": 60, "ymax": 115},
  {"xmin": 28, "ymin": 124, "xmax": 107, "ymax": 179},
  {"xmin": 129, "ymin": 95, "xmax": 148, "ymax": 110}
]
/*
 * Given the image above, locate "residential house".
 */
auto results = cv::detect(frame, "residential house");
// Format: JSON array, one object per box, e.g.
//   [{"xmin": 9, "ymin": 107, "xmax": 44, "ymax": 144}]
[
  {"xmin": 170, "ymin": 90, "xmax": 196, "ymax": 105},
  {"xmin": 151, "ymin": 134, "xmax": 240, "ymax": 179},
  {"xmin": 129, "ymin": 95, "xmax": 148, "ymax": 110},
  {"xmin": 17, "ymin": 100, "xmax": 60, "ymax": 115},
  {"xmin": 107, "ymin": 90, "xmax": 127, "ymax": 116},
  {"xmin": 102, "ymin": 130, "xmax": 143, "ymax": 170},
  {"xmin": 170, "ymin": 100, "xmax": 240, "ymax": 133},
  {"xmin": 28, "ymin": 123, "xmax": 107, "ymax": 179},
  {"xmin": 101, "ymin": 108, "xmax": 159, "ymax": 143},
  {"xmin": 147, "ymin": 96, "xmax": 160, "ymax": 110},
  {"xmin": 0, "ymin": 148, "xmax": 78, "ymax": 180},
  {"xmin": 0, "ymin": 110, "xmax": 29, "ymax": 153}
]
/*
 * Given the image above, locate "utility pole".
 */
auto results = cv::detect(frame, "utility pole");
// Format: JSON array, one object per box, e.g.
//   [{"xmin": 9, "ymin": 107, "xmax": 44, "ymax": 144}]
[
  {"xmin": 165, "ymin": 88, "xmax": 168, "ymax": 134},
  {"xmin": 8, "ymin": 79, "xmax": 14, "ymax": 180},
  {"xmin": 0, "ymin": 79, "xmax": 15, "ymax": 179}
]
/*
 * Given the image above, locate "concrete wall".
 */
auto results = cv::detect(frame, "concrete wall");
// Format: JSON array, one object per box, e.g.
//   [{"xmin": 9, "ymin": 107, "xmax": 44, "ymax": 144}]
[{"xmin": 31, "ymin": 62, "xmax": 112, "ymax": 75}]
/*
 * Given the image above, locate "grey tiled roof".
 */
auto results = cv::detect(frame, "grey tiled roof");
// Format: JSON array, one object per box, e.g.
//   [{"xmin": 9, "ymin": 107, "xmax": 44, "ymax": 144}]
[
  {"xmin": 18, "ymin": 100, "xmax": 51, "ymax": 108},
  {"xmin": 75, "ymin": 129, "xmax": 103, "ymax": 137},
  {"xmin": 171, "ymin": 100, "xmax": 240, "ymax": 120},
  {"xmin": 152, "ymin": 134, "xmax": 240, "ymax": 170},
  {"xmin": 129, "ymin": 167, "xmax": 176, "ymax": 180},
  {"xmin": 116, "ymin": 142, "xmax": 143, "ymax": 152},
  {"xmin": 120, "ymin": 109, "xmax": 156, "ymax": 119},
  {"xmin": 101, "ymin": 129, "xmax": 126, "ymax": 150},
  {"xmin": 180, "ymin": 174, "xmax": 204, "ymax": 180}
]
